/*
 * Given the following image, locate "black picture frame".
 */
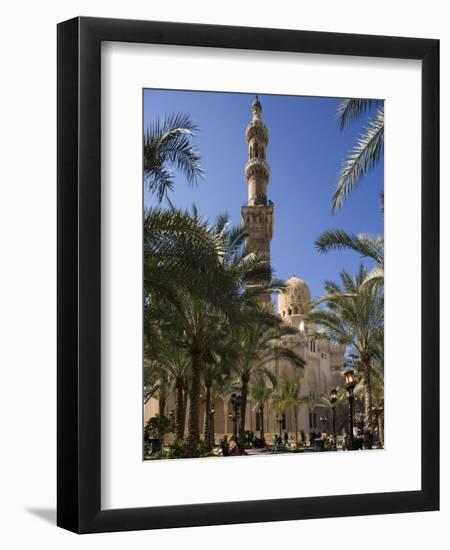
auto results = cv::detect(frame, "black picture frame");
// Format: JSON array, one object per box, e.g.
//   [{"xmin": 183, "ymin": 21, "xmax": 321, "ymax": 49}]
[{"xmin": 57, "ymin": 16, "xmax": 439, "ymax": 533}]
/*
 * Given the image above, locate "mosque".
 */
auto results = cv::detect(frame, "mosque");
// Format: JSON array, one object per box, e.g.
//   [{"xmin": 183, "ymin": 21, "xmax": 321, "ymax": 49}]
[
  {"xmin": 144, "ymin": 96, "xmax": 345, "ymax": 440},
  {"xmin": 238, "ymin": 95, "xmax": 345, "ymax": 436}
]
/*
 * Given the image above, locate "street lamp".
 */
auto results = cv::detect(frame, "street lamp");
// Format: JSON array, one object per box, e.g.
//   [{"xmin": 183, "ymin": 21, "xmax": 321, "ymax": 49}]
[
  {"xmin": 343, "ymin": 367, "xmax": 357, "ymax": 450},
  {"xmin": 330, "ymin": 388, "xmax": 338, "ymax": 450}
]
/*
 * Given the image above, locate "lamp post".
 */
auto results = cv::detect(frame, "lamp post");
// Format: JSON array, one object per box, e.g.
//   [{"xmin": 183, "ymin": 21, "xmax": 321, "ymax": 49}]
[
  {"xmin": 343, "ymin": 367, "xmax": 357, "ymax": 451},
  {"xmin": 330, "ymin": 388, "xmax": 338, "ymax": 450},
  {"xmin": 230, "ymin": 393, "xmax": 241, "ymax": 439}
]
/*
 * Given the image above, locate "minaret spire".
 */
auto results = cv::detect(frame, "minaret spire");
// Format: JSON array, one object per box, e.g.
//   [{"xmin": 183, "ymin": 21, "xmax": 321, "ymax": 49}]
[
  {"xmin": 245, "ymin": 95, "xmax": 270, "ymax": 206},
  {"xmin": 252, "ymin": 94, "xmax": 262, "ymax": 120},
  {"xmin": 241, "ymin": 95, "xmax": 274, "ymax": 304}
]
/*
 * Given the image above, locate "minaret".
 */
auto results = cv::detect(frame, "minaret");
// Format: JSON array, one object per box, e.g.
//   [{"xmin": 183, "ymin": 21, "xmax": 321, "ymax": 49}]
[{"xmin": 241, "ymin": 96, "xmax": 274, "ymax": 304}]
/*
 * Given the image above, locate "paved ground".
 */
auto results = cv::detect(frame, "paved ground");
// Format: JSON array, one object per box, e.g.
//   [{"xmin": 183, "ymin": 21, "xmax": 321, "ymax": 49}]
[
  {"xmin": 244, "ymin": 448, "xmax": 268, "ymax": 456},
  {"xmin": 243, "ymin": 447, "xmax": 298, "ymax": 456}
]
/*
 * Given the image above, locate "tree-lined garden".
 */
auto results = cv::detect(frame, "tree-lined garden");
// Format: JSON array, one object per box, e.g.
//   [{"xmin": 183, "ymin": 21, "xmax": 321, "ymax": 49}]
[{"xmin": 143, "ymin": 97, "xmax": 384, "ymax": 459}]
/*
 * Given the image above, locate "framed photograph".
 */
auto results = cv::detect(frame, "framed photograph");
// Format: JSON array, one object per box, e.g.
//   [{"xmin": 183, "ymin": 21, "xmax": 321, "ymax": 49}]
[{"xmin": 57, "ymin": 17, "xmax": 439, "ymax": 533}]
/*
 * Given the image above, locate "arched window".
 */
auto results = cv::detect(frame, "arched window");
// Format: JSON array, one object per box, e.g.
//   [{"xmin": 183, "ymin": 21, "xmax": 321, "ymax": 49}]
[
  {"xmin": 293, "ymin": 307, "xmax": 299, "ymax": 314},
  {"xmin": 288, "ymin": 308, "xmax": 292, "ymax": 316},
  {"xmin": 282, "ymin": 310, "xmax": 286, "ymax": 317}
]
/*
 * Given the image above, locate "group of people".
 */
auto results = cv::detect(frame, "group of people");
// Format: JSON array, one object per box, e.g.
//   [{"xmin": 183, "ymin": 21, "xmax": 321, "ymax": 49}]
[
  {"xmin": 218, "ymin": 431, "xmax": 269, "ymax": 455},
  {"xmin": 218, "ymin": 430, "xmax": 322, "ymax": 456},
  {"xmin": 342, "ymin": 428, "xmax": 380, "ymax": 450},
  {"xmin": 270, "ymin": 431, "xmax": 292, "ymax": 452},
  {"xmin": 219, "ymin": 435, "xmax": 243, "ymax": 456},
  {"xmin": 218, "ymin": 428, "xmax": 383, "ymax": 456}
]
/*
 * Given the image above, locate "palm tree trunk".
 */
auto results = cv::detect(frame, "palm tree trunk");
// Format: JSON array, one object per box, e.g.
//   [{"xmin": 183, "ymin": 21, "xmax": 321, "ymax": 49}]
[
  {"xmin": 294, "ymin": 407, "xmax": 298, "ymax": 445},
  {"xmin": 182, "ymin": 385, "xmax": 188, "ymax": 436},
  {"xmin": 158, "ymin": 390, "xmax": 166, "ymax": 444},
  {"xmin": 239, "ymin": 376, "xmax": 249, "ymax": 448},
  {"xmin": 210, "ymin": 410, "xmax": 215, "ymax": 446},
  {"xmin": 362, "ymin": 355, "xmax": 373, "ymax": 431},
  {"xmin": 158, "ymin": 394, "xmax": 166, "ymax": 418},
  {"xmin": 203, "ymin": 383, "xmax": 212, "ymax": 447},
  {"xmin": 175, "ymin": 380, "xmax": 184, "ymax": 440},
  {"xmin": 186, "ymin": 350, "xmax": 202, "ymax": 456},
  {"xmin": 378, "ymin": 411, "xmax": 384, "ymax": 447},
  {"xmin": 259, "ymin": 405, "xmax": 265, "ymax": 440}
]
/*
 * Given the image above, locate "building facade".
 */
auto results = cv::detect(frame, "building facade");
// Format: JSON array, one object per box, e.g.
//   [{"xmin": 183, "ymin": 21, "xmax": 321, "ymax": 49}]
[{"xmin": 144, "ymin": 97, "xmax": 345, "ymax": 440}]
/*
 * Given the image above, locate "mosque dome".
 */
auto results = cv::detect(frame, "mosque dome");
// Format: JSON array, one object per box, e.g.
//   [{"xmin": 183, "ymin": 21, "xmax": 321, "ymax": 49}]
[{"xmin": 278, "ymin": 276, "xmax": 312, "ymax": 318}]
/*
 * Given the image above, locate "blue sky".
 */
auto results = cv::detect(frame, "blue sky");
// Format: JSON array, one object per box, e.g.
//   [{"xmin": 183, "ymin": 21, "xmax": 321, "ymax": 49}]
[{"xmin": 143, "ymin": 89, "xmax": 384, "ymax": 300}]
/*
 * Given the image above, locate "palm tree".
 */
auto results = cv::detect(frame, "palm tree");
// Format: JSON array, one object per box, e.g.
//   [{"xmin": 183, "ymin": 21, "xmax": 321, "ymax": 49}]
[
  {"xmin": 158, "ymin": 345, "xmax": 191, "ymax": 440},
  {"xmin": 309, "ymin": 265, "xmax": 383, "ymax": 431},
  {"xmin": 272, "ymin": 375, "xmax": 304, "ymax": 445},
  {"xmin": 144, "ymin": 113, "xmax": 204, "ymax": 203},
  {"xmin": 178, "ymin": 215, "xmax": 285, "ymax": 455},
  {"xmin": 232, "ymin": 322, "xmax": 305, "ymax": 446},
  {"xmin": 333, "ymin": 99, "xmax": 384, "ymax": 211},
  {"xmin": 171, "ymin": 296, "xmax": 224, "ymax": 455},
  {"xmin": 202, "ymin": 352, "xmax": 232, "ymax": 448},
  {"xmin": 143, "ymin": 359, "xmax": 170, "ymax": 442},
  {"xmin": 359, "ymin": 327, "xmax": 384, "ymax": 445},
  {"xmin": 249, "ymin": 371, "xmax": 275, "ymax": 440},
  {"xmin": 315, "ymin": 229, "xmax": 384, "ymax": 286},
  {"xmin": 144, "ymin": 207, "xmax": 228, "ymax": 311}
]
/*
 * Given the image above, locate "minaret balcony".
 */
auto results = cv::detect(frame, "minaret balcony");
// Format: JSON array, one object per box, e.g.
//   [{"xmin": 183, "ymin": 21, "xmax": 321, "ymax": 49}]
[
  {"xmin": 246, "ymin": 121, "xmax": 269, "ymax": 144},
  {"xmin": 245, "ymin": 158, "xmax": 270, "ymax": 180}
]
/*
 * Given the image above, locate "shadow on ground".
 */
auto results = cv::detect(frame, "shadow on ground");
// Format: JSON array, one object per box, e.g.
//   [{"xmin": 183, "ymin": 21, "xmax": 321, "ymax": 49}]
[{"xmin": 26, "ymin": 507, "xmax": 56, "ymax": 525}]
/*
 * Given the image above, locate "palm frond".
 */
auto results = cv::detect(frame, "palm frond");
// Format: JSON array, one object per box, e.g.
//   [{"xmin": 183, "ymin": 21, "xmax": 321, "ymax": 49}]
[
  {"xmin": 333, "ymin": 109, "xmax": 384, "ymax": 211},
  {"xmin": 144, "ymin": 113, "xmax": 204, "ymax": 203},
  {"xmin": 361, "ymin": 265, "xmax": 385, "ymax": 288},
  {"xmin": 336, "ymin": 99, "xmax": 384, "ymax": 130},
  {"xmin": 315, "ymin": 230, "xmax": 384, "ymax": 265}
]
